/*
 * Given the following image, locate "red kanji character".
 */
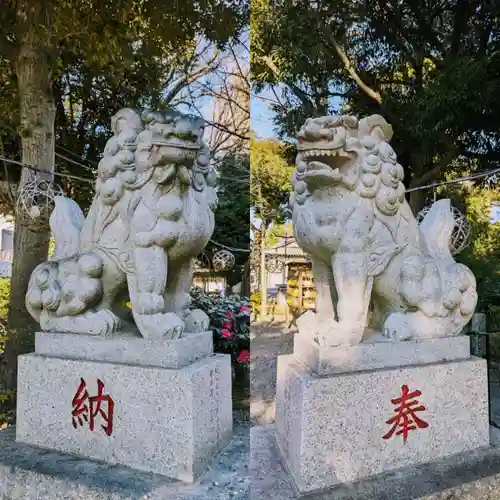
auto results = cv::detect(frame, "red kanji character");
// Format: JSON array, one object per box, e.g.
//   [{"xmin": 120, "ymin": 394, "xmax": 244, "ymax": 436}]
[
  {"xmin": 382, "ymin": 384, "xmax": 429, "ymax": 443},
  {"xmin": 88, "ymin": 379, "xmax": 114, "ymax": 436},
  {"xmin": 71, "ymin": 378, "xmax": 115, "ymax": 436},
  {"xmin": 71, "ymin": 377, "xmax": 90, "ymax": 428}
]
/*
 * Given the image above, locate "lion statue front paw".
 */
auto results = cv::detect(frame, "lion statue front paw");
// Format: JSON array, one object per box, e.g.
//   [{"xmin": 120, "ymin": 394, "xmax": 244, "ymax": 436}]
[
  {"xmin": 296, "ymin": 310, "xmax": 364, "ymax": 347},
  {"xmin": 133, "ymin": 312, "xmax": 184, "ymax": 340},
  {"xmin": 184, "ymin": 309, "xmax": 210, "ymax": 333}
]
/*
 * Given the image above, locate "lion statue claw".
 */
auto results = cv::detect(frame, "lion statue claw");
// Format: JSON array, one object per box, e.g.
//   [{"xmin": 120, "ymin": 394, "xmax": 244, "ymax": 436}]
[
  {"xmin": 291, "ymin": 114, "xmax": 477, "ymax": 346},
  {"xmin": 26, "ymin": 108, "xmax": 217, "ymax": 340}
]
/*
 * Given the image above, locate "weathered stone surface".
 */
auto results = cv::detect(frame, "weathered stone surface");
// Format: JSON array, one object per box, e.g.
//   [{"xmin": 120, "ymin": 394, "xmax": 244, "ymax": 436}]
[
  {"xmin": 290, "ymin": 115, "xmax": 477, "ymax": 346},
  {"xmin": 275, "ymin": 354, "xmax": 489, "ymax": 494},
  {"xmin": 0, "ymin": 419, "xmax": 249, "ymax": 500},
  {"xmin": 35, "ymin": 330, "xmax": 213, "ymax": 369},
  {"xmin": 25, "ymin": 108, "xmax": 218, "ymax": 341},
  {"xmin": 16, "ymin": 352, "xmax": 232, "ymax": 483},
  {"xmin": 251, "ymin": 425, "xmax": 500, "ymax": 500},
  {"xmin": 294, "ymin": 333, "xmax": 471, "ymax": 375}
]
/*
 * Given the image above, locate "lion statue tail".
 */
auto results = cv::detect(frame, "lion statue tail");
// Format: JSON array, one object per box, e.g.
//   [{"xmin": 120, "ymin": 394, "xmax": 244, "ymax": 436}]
[
  {"xmin": 49, "ymin": 196, "xmax": 85, "ymax": 260},
  {"xmin": 418, "ymin": 199, "xmax": 456, "ymax": 261},
  {"xmin": 417, "ymin": 198, "xmax": 477, "ymax": 329},
  {"xmin": 26, "ymin": 196, "xmax": 104, "ymax": 324}
]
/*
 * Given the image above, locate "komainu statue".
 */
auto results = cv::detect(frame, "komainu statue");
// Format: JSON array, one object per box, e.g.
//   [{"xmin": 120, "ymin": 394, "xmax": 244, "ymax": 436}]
[
  {"xmin": 291, "ymin": 114, "xmax": 477, "ymax": 346},
  {"xmin": 26, "ymin": 108, "xmax": 218, "ymax": 340}
]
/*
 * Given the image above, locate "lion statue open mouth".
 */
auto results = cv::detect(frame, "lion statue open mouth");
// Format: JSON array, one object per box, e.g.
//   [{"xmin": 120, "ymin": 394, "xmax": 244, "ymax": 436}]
[
  {"xmin": 290, "ymin": 114, "xmax": 477, "ymax": 346},
  {"xmin": 26, "ymin": 108, "xmax": 218, "ymax": 340}
]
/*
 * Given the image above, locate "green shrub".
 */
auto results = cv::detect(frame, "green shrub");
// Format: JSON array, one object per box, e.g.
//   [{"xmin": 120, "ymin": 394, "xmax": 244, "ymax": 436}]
[
  {"xmin": 0, "ymin": 278, "xmax": 11, "ymax": 424},
  {"xmin": 0, "ymin": 321, "xmax": 6, "ymax": 356},
  {"xmin": 189, "ymin": 285, "xmax": 250, "ymax": 365},
  {"xmin": 0, "ymin": 278, "xmax": 9, "ymax": 355},
  {"xmin": 250, "ymin": 291, "xmax": 260, "ymax": 313},
  {"xmin": 487, "ymin": 305, "xmax": 500, "ymax": 332},
  {"xmin": 0, "ymin": 278, "xmax": 10, "ymax": 320}
]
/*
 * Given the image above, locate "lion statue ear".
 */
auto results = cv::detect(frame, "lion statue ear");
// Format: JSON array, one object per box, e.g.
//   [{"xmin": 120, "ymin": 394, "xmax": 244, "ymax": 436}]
[
  {"xmin": 358, "ymin": 114, "xmax": 393, "ymax": 142},
  {"xmin": 111, "ymin": 108, "xmax": 143, "ymax": 136}
]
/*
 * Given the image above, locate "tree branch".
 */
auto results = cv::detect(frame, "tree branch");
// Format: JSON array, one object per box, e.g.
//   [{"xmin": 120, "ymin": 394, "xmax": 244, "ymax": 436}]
[
  {"xmin": 0, "ymin": 35, "xmax": 16, "ymax": 60},
  {"xmin": 204, "ymin": 119, "xmax": 248, "ymax": 141},
  {"xmin": 410, "ymin": 148, "xmax": 458, "ymax": 188},
  {"xmin": 323, "ymin": 32, "xmax": 382, "ymax": 104},
  {"xmin": 258, "ymin": 55, "xmax": 315, "ymax": 109}
]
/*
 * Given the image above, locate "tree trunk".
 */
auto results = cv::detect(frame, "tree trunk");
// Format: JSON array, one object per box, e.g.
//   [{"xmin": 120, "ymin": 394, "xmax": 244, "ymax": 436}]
[
  {"xmin": 1, "ymin": 0, "xmax": 55, "ymax": 392},
  {"xmin": 259, "ymin": 225, "xmax": 267, "ymax": 319},
  {"xmin": 408, "ymin": 189, "xmax": 426, "ymax": 217},
  {"xmin": 241, "ymin": 258, "xmax": 250, "ymax": 297}
]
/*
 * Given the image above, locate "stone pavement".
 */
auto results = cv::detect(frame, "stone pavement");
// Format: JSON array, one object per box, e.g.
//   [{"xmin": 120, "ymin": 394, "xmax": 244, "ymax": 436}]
[
  {"xmin": 4, "ymin": 320, "xmax": 500, "ymax": 499},
  {"xmin": 250, "ymin": 322, "xmax": 500, "ymax": 499},
  {"xmin": 251, "ymin": 425, "xmax": 500, "ymax": 500},
  {"xmin": 489, "ymin": 368, "xmax": 500, "ymax": 426},
  {"xmin": 250, "ymin": 322, "xmax": 293, "ymax": 425},
  {"xmin": 0, "ymin": 417, "xmax": 249, "ymax": 500}
]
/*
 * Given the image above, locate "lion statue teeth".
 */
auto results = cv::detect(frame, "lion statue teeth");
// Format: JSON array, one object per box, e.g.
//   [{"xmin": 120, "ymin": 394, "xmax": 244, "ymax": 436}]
[
  {"xmin": 26, "ymin": 108, "xmax": 217, "ymax": 340},
  {"xmin": 291, "ymin": 114, "xmax": 478, "ymax": 347}
]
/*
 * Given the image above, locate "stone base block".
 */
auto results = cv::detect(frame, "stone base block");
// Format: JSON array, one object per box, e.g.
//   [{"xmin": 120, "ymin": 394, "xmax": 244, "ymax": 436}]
[
  {"xmin": 35, "ymin": 330, "xmax": 213, "ymax": 369},
  {"xmin": 294, "ymin": 333, "xmax": 471, "ymax": 375},
  {"xmin": 16, "ymin": 352, "xmax": 232, "ymax": 482},
  {"xmin": 275, "ymin": 354, "xmax": 489, "ymax": 494}
]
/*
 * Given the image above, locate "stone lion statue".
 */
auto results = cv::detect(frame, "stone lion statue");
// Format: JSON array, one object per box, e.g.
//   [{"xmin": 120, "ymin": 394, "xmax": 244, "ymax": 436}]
[
  {"xmin": 26, "ymin": 108, "xmax": 217, "ymax": 340},
  {"xmin": 291, "ymin": 114, "xmax": 477, "ymax": 346}
]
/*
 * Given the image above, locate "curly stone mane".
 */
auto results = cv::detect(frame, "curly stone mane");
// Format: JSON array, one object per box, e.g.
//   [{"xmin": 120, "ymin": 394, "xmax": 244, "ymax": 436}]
[
  {"xmin": 95, "ymin": 109, "xmax": 217, "ymax": 208},
  {"xmin": 293, "ymin": 114, "xmax": 406, "ymax": 217},
  {"xmin": 26, "ymin": 107, "xmax": 219, "ymax": 339},
  {"xmin": 355, "ymin": 126, "xmax": 406, "ymax": 217}
]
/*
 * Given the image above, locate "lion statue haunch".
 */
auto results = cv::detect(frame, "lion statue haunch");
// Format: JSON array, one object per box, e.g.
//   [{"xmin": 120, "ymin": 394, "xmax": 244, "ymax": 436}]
[
  {"xmin": 291, "ymin": 114, "xmax": 477, "ymax": 346},
  {"xmin": 26, "ymin": 108, "xmax": 218, "ymax": 340}
]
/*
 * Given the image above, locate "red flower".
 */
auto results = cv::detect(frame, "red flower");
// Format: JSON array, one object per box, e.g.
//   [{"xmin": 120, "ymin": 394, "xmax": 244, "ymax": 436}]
[
  {"xmin": 237, "ymin": 350, "xmax": 250, "ymax": 363},
  {"xmin": 221, "ymin": 329, "xmax": 233, "ymax": 339},
  {"xmin": 222, "ymin": 321, "xmax": 232, "ymax": 329},
  {"xmin": 226, "ymin": 311, "xmax": 233, "ymax": 318},
  {"xmin": 239, "ymin": 306, "xmax": 250, "ymax": 313}
]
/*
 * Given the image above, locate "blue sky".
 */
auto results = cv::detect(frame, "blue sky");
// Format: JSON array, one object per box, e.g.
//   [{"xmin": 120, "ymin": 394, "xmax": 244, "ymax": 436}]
[{"xmin": 251, "ymin": 95, "xmax": 278, "ymax": 139}]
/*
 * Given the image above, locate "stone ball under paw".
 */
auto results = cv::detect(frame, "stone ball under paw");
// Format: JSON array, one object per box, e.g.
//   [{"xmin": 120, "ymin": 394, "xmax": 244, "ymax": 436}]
[
  {"xmin": 34, "ymin": 267, "xmax": 51, "ymax": 288},
  {"xmin": 382, "ymin": 312, "xmax": 411, "ymax": 341},
  {"xmin": 78, "ymin": 253, "xmax": 103, "ymax": 278}
]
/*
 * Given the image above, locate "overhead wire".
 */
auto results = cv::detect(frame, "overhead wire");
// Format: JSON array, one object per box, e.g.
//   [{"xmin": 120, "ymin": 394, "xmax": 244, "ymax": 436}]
[
  {"xmin": 55, "ymin": 144, "xmax": 99, "ymax": 167},
  {"xmin": 0, "ymin": 156, "xmax": 95, "ymax": 184},
  {"xmin": 1, "ymin": 116, "xmax": 497, "ymax": 254},
  {"xmin": 0, "ymin": 155, "xmax": 251, "ymax": 253},
  {"xmin": 405, "ymin": 166, "xmax": 500, "ymax": 193},
  {"xmin": 209, "ymin": 239, "xmax": 249, "ymax": 253},
  {"xmin": 55, "ymin": 151, "xmax": 97, "ymax": 173}
]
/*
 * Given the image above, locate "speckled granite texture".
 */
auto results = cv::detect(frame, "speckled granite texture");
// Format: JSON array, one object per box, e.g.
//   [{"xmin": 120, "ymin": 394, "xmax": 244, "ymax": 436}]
[
  {"xmin": 16, "ymin": 352, "xmax": 232, "ymax": 482},
  {"xmin": 293, "ymin": 333, "xmax": 471, "ymax": 375},
  {"xmin": 35, "ymin": 330, "xmax": 213, "ymax": 369},
  {"xmin": 275, "ymin": 354, "xmax": 489, "ymax": 494},
  {"xmin": 252, "ymin": 425, "xmax": 500, "ymax": 500},
  {"xmin": 0, "ymin": 419, "xmax": 249, "ymax": 500}
]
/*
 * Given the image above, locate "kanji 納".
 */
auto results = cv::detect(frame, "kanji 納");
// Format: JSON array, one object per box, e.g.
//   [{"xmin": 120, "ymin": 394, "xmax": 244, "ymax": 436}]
[{"xmin": 71, "ymin": 378, "xmax": 115, "ymax": 436}]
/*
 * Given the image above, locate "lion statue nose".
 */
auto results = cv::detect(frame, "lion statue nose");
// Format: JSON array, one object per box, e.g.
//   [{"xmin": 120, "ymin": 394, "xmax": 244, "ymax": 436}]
[
  {"xmin": 319, "ymin": 128, "xmax": 334, "ymax": 140},
  {"xmin": 302, "ymin": 121, "xmax": 323, "ymax": 141},
  {"xmin": 174, "ymin": 116, "xmax": 204, "ymax": 138},
  {"xmin": 301, "ymin": 119, "xmax": 336, "ymax": 142}
]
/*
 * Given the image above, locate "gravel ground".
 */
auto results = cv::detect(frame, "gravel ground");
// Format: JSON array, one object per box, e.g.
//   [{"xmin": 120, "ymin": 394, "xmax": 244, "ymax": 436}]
[
  {"xmin": 251, "ymin": 425, "xmax": 500, "ymax": 500},
  {"xmin": 249, "ymin": 322, "xmax": 500, "ymax": 499},
  {"xmin": 250, "ymin": 321, "xmax": 294, "ymax": 426},
  {"xmin": 0, "ymin": 411, "xmax": 249, "ymax": 500}
]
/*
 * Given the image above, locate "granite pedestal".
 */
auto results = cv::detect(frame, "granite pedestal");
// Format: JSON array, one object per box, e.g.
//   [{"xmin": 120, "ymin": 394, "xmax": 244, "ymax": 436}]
[
  {"xmin": 275, "ymin": 334, "xmax": 490, "ymax": 495},
  {"xmin": 16, "ymin": 331, "xmax": 233, "ymax": 483}
]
